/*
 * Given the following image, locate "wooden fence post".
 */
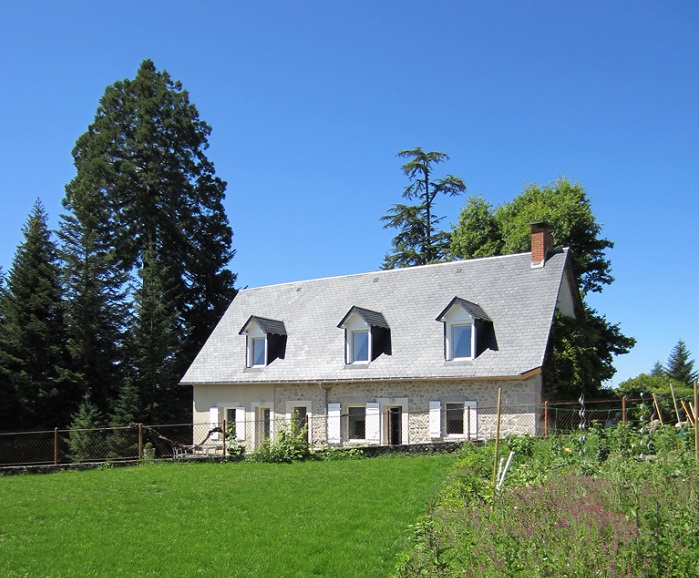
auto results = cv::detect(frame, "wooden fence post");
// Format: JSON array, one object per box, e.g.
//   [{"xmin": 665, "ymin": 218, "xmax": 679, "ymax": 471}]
[
  {"xmin": 622, "ymin": 396, "xmax": 627, "ymax": 425},
  {"xmin": 492, "ymin": 388, "xmax": 503, "ymax": 500},
  {"xmin": 54, "ymin": 427, "xmax": 58, "ymax": 465},
  {"xmin": 222, "ymin": 419, "xmax": 227, "ymax": 458},
  {"xmin": 138, "ymin": 423, "xmax": 143, "ymax": 460},
  {"xmin": 544, "ymin": 401, "xmax": 548, "ymax": 438}
]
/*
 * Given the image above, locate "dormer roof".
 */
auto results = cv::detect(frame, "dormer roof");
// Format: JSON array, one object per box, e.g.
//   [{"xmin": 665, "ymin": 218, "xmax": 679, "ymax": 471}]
[
  {"xmin": 436, "ymin": 297, "xmax": 492, "ymax": 323},
  {"xmin": 239, "ymin": 316, "xmax": 287, "ymax": 336},
  {"xmin": 337, "ymin": 306, "xmax": 389, "ymax": 329}
]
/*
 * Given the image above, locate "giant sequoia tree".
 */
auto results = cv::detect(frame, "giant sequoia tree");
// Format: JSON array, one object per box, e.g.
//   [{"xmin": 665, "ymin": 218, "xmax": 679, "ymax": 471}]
[
  {"xmin": 450, "ymin": 179, "xmax": 634, "ymax": 398},
  {"xmin": 62, "ymin": 60, "xmax": 236, "ymax": 422}
]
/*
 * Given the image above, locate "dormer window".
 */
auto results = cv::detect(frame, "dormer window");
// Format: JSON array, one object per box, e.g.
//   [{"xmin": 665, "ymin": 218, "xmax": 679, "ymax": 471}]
[
  {"xmin": 239, "ymin": 316, "xmax": 287, "ymax": 368},
  {"xmin": 338, "ymin": 306, "xmax": 391, "ymax": 365},
  {"xmin": 436, "ymin": 297, "xmax": 493, "ymax": 361}
]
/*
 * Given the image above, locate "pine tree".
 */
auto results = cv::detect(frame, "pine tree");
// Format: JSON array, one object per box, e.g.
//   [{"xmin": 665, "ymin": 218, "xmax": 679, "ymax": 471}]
[
  {"xmin": 382, "ymin": 148, "xmax": 466, "ymax": 268},
  {"xmin": 665, "ymin": 340, "xmax": 697, "ymax": 386},
  {"xmin": 62, "ymin": 60, "xmax": 237, "ymax": 422},
  {"xmin": 0, "ymin": 201, "xmax": 71, "ymax": 429}
]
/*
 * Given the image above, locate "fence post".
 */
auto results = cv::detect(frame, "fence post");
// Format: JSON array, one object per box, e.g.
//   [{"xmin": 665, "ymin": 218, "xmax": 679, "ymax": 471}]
[
  {"xmin": 622, "ymin": 396, "xmax": 627, "ymax": 425},
  {"xmin": 54, "ymin": 427, "xmax": 58, "ymax": 465},
  {"xmin": 222, "ymin": 419, "xmax": 227, "ymax": 458},
  {"xmin": 138, "ymin": 423, "xmax": 143, "ymax": 460},
  {"xmin": 544, "ymin": 401, "xmax": 548, "ymax": 438},
  {"xmin": 492, "ymin": 387, "xmax": 503, "ymax": 501},
  {"xmin": 467, "ymin": 407, "xmax": 471, "ymax": 441}
]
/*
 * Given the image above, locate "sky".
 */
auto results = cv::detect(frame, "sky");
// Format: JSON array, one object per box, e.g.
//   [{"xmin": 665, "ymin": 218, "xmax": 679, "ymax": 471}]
[{"xmin": 0, "ymin": 2, "xmax": 697, "ymax": 388}]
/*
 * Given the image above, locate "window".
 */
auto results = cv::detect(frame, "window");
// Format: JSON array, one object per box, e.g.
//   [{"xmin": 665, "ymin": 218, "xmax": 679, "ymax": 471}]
[
  {"xmin": 452, "ymin": 324, "xmax": 472, "ymax": 359},
  {"xmin": 429, "ymin": 400, "xmax": 478, "ymax": 439},
  {"xmin": 436, "ymin": 297, "xmax": 492, "ymax": 361},
  {"xmin": 251, "ymin": 337, "xmax": 266, "ymax": 366},
  {"xmin": 351, "ymin": 330, "xmax": 369, "ymax": 363},
  {"xmin": 239, "ymin": 316, "xmax": 287, "ymax": 368},
  {"xmin": 292, "ymin": 406, "xmax": 307, "ymax": 436},
  {"xmin": 446, "ymin": 403, "xmax": 464, "ymax": 435},
  {"xmin": 337, "ymin": 306, "xmax": 390, "ymax": 365},
  {"xmin": 348, "ymin": 407, "xmax": 366, "ymax": 440}
]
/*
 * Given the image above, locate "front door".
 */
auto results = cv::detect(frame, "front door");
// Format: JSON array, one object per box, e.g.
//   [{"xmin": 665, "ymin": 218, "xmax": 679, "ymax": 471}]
[{"xmin": 388, "ymin": 407, "xmax": 402, "ymax": 446}]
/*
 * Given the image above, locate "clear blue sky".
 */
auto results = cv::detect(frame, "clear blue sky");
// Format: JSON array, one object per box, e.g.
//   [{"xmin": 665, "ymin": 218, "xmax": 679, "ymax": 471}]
[{"xmin": 1, "ymin": 2, "xmax": 697, "ymax": 387}]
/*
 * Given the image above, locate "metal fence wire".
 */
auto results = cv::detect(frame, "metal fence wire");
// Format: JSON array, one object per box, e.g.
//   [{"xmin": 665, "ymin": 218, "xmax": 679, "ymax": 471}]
[{"xmin": 0, "ymin": 397, "xmax": 688, "ymax": 468}]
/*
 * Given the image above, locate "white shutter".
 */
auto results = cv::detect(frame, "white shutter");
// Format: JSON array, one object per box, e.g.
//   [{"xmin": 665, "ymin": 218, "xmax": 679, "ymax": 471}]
[
  {"xmin": 209, "ymin": 406, "xmax": 220, "ymax": 441},
  {"xmin": 429, "ymin": 401, "xmax": 442, "ymax": 439},
  {"xmin": 327, "ymin": 403, "xmax": 341, "ymax": 444},
  {"xmin": 365, "ymin": 402, "xmax": 380, "ymax": 444},
  {"xmin": 465, "ymin": 402, "xmax": 478, "ymax": 439},
  {"xmin": 235, "ymin": 407, "xmax": 246, "ymax": 441}
]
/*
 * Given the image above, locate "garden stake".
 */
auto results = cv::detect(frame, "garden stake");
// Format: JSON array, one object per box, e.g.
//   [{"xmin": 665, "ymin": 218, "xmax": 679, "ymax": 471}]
[
  {"xmin": 492, "ymin": 387, "xmax": 502, "ymax": 504},
  {"xmin": 652, "ymin": 394, "xmax": 663, "ymax": 425},
  {"xmin": 670, "ymin": 381, "xmax": 682, "ymax": 424},
  {"xmin": 622, "ymin": 396, "xmax": 626, "ymax": 424},
  {"xmin": 681, "ymin": 400, "xmax": 694, "ymax": 426},
  {"xmin": 694, "ymin": 380, "xmax": 698, "ymax": 469}
]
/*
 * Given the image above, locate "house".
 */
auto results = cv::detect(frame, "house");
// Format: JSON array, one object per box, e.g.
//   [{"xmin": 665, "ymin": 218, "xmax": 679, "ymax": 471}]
[{"xmin": 180, "ymin": 223, "xmax": 579, "ymax": 449}]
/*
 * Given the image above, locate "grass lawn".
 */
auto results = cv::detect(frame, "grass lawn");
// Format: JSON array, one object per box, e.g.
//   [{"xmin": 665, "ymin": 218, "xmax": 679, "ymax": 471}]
[{"xmin": 0, "ymin": 453, "xmax": 455, "ymax": 577}]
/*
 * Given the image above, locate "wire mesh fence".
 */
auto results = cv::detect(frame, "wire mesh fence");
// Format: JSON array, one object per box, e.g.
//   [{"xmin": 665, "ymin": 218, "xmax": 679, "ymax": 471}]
[{"xmin": 0, "ymin": 396, "xmax": 693, "ymax": 468}]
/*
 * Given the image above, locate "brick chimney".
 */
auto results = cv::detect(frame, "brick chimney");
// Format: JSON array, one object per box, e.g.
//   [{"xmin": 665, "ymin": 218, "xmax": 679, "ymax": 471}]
[{"xmin": 530, "ymin": 222, "xmax": 553, "ymax": 268}]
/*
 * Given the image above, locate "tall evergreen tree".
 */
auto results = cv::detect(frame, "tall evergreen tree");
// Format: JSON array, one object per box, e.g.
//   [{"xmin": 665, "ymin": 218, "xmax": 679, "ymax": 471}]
[
  {"xmin": 62, "ymin": 60, "xmax": 236, "ymax": 422},
  {"xmin": 0, "ymin": 201, "xmax": 71, "ymax": 429},
  {"xmin": 665, "ymin": 339, "xmax": 697, "ymax": 386},
  {"xmin": 382, "ymin": 148, "xmax": 466, "ymax": 268},
  {"xmin": 60, "ymin": 179, "xmax": 129, "ymax": 414},
  {"xmin": 130, "ymin": 243, "xmax": 181, "ymax": 423}
]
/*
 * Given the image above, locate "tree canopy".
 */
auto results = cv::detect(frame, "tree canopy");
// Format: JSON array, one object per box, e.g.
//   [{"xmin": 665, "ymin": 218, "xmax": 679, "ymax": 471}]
[
  {"xmin": 381, "ymin": 148, "xmax": 466, "ymax": 268},
  {"xmin": 450, "ymin": 178, "xmax": 634, "ymax": 399},
  {"xmin": 61, "ymin": 59, "xmax": 237, "ymax": 423},
  {"xmin": 664, "ymin": 339, "xmax": 697, "ymax": 386},
  {"xmin": 0, "ymin": 201, "xmax": 72, "ymax": 429}
]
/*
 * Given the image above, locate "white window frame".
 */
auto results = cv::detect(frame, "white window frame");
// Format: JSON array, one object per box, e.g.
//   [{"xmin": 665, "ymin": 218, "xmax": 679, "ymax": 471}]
[
  {"xmin": 250, "ymin": 402, "xmax": 274, "ymax": 447},
  {"xmin": 224, "ymin": 406, "xmax": 246, "ymax": 441},
  {"xmin": 347, "ymin": 406, "xmax": 367, "ymax": 441},
  {"xmin": 286, "ymin": 401, "xmax": 312, "ymax": 443},
  {"xmin": 429, "ymin": 400, "xmax": 478, "ymax": 439},
  {"xmin": 343, "ymin": 314, "xmax": 371, "ymax": 365},
  {"xmin": 443, "ymin": 307, "xmax": 475, "ymax": 361},
  {"xmin": 243, "ymin": 324, "xmax": 268, "ymax": 368}
]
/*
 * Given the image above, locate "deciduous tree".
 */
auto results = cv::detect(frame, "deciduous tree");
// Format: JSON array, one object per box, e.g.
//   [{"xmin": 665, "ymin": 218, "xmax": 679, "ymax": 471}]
[{"xmin": 450, "ymin": 179, "xmax": 634, "ymax": 398}]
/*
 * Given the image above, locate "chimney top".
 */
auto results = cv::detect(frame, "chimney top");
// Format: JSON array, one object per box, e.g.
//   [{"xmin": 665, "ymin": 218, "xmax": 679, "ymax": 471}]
[{"xmin": 530, "ymin": 222, "xmax": 553, "ymax": 268}]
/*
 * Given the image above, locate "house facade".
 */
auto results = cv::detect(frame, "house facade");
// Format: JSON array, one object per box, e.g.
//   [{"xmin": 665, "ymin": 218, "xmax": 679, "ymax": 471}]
[{"xmin": 181, "ymin": 225, "xmax": 579, "ymax": 449}]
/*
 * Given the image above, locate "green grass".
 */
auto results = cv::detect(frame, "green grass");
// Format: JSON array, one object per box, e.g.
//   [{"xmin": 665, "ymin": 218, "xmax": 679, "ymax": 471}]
[{"xmin": 0, "ymin": 453, "xmax": 455, "ymax": 577}]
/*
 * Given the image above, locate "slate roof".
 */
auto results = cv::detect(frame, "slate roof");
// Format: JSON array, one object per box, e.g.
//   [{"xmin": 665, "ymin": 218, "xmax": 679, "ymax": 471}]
[{"xmin": 181, "ymin": 249, "xmax": 573, "ymax": 385}]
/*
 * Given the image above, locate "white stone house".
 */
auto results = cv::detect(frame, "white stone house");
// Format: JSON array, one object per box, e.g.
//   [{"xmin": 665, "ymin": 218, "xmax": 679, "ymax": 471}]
[{"xmin": 180, "ymin": 224, "xmax": 579, "ymax": 449}]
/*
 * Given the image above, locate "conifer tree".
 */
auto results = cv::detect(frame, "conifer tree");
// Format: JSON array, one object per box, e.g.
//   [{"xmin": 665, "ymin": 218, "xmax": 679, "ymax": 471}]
[
  {"xmin": 665, "ymin": 339, "xmax": 697, "ymax": 386},
  {"xmin": 62, "ymin": 60, "xmax": 237, "ymax": 422},
  {"xmin": 0, "ymin": 201, "xmax": 71, "ymax": 429},
  {"xmin": 382, "ymin": 148, "xmax": 466, "ymax": 268}
]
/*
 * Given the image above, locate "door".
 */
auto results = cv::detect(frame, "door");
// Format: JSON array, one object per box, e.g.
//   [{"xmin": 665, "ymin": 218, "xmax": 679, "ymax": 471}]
[{"xmin": 388, "ymin": 407, "xmax": 402, "ymax": 446}]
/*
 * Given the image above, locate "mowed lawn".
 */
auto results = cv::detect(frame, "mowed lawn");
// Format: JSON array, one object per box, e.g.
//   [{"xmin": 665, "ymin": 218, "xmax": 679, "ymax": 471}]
[{"xmin": 0, "ymin": 453, "xmax": 455, "ymax": 577}]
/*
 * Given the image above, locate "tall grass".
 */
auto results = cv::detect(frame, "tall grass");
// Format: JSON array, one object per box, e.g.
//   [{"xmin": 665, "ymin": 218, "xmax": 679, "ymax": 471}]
[
  {"xmin": 0, "ymin": 453, "xmax": 454, "ymax": 577},
  {"xmin": 396, "ymin": 425, "xmax": 699, "ymax": 577}
]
